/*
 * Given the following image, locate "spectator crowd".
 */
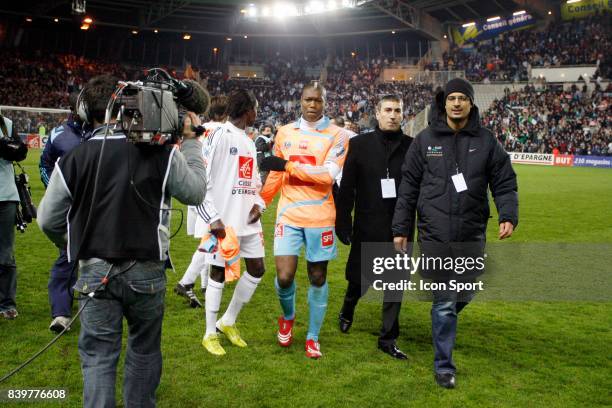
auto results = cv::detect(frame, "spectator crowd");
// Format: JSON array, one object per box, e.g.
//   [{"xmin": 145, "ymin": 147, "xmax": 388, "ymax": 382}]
[
  {"xmin": 439, "ymin": 12, "xmax": 611, "ymax": 82},
  {"xmin": 1, "ymin": 11, "xmax": 610, "ymax": 156},
  {"xmin": 482, "ymin": 84, "xmax": 612, "ymax": 155}
]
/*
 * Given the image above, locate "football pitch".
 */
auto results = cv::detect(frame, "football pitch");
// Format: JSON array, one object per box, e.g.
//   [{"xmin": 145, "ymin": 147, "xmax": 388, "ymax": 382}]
[{"xmin": 1, "ymin": 149, "xmax": 610, "ymax": 407}]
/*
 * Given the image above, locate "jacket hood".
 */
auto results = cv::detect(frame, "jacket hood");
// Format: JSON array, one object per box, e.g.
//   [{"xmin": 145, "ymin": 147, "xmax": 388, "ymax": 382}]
[{"xmin": 427, "ymin": 90, "xmax": 481, "ymax": 136}]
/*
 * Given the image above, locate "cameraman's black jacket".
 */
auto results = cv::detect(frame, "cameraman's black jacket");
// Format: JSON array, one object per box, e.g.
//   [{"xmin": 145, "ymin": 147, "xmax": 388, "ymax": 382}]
[
  {"xmin": 392, "ymin": 95, "xmax": 518, "ymax": 243},
  {"xmin": 59, "ymin": 132, "xmax": 172, "ymax": 261},
  {"xmin": 38, "ymin": 127, "xmax": 206, "ymax": 264}
]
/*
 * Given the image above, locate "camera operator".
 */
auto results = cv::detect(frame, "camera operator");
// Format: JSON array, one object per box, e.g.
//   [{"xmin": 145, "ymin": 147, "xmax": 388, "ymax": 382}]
[
  {"xmin": 255, "ymin": 123, "xmax": 275, "ymax": 184},
  {"xmin": 0, "ymin": 113, "xmax": 28, "ymax": 320},
  {"xmin": 37, "ymin": 75, "xmax": 208, "ymax": 407}
]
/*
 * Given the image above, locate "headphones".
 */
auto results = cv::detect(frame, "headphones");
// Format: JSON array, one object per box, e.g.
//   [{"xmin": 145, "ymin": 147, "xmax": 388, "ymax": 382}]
[{"xmin": 76, "ymin": 87, "xmax": 90, "ymax": 124}]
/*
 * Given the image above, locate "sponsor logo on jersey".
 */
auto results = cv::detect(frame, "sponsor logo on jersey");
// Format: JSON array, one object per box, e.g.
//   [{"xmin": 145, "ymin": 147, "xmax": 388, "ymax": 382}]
[
  {"xmin": 288, "ymin": 155, "xmax": 316, "ymax": 186},
  {"xmin": 230, "ymin": 147, "xmax": 238, "ymax": 155},
  {"xmin": 239, "ymin": 156, "xmax": 253, "ymax": 179},
  {"xmin": 321, "ymin": 230, "xmax": 334, "ymax": 247},
  {"xmin": 283, "ymin": 141, "xmax": 292, "ymax": 149},
  {"xmin": 299, "ymin": 140, "xmax": 309, "ymax": 150}
]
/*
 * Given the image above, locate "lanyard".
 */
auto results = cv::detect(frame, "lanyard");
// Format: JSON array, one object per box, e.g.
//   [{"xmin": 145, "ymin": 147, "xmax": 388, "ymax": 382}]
[{"xmin": 384, "ymin": 138, "xmax": 391, "ymax": 179}]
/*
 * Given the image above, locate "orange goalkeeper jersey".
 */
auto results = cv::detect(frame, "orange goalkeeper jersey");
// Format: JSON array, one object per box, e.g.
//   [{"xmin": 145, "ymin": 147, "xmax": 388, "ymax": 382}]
[{"xmin": 260, "ymin": 116, "xmax": 349, "ymax": 228}]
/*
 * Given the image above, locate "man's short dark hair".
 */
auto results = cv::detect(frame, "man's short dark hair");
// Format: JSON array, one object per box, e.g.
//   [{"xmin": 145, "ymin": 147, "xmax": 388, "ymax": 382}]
[
  {"xmin": 225, "ymin": 89, "xmax": 257, "ymax": 119},
  {"xmin": 376, "ymin": 94, "xmax": 403, "ymax": 111},
  {"xmin": 260, "ymin": 122, "xmax": 274, "ymax": 133},
  {"xmin": 334, "ymin": 116, "xmax": 345, "ymax": 127},
  {"xmin": 83, "ymin": 75, "xmax": 119, "ymax": 124},
  {"xmin": 302, "ymin": 81, "xmax": 327, "ymax": 101},
  {"xmin": 68, "ymin": 91, "xmax": 80, "ymax": 113},
  {"xmin": 209, "ymin": 95, "xmax": 228, "ymax": 121}
]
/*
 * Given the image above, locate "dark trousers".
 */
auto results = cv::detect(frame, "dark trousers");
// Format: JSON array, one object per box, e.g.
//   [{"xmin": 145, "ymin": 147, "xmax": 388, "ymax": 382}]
[
  {"xmin": 48, "ymin": 248, "xmax": 77, "ymax": 318},
  {"xmin": 342, "ymin": 280, "xmax": 402, "ymax": 346},
  {"xmin": 0, "ymin": 201, "xmax": 17, "ymax": 312}
]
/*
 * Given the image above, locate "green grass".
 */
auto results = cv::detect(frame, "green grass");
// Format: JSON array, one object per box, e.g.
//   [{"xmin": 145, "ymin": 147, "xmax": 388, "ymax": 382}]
[{"xmin": 2, "ymin": 150, "xmax": 611, "ymax": 407}]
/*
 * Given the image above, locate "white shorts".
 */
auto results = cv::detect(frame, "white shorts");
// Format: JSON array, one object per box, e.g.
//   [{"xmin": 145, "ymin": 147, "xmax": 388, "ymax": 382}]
[
  {"xmin": 206, "ymin": 232, "xmax": 265, "ymax": 268},
  {"xmin": 186, "ymin": 206, "xmax": 197, "ymax": 236}
]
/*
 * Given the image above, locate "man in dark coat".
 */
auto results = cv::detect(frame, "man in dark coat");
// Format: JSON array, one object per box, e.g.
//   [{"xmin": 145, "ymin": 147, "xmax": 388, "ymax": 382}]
[
  {"xmin": 255, "ymin": 122, "xmax": 274, "ymax": 184},
  {"xmin": 336, "ymin": 95, "xmax": 413, "ymax": 359},
  {"xmin": 392, "ymin": 78, "xmax": 518, "ymax": 388}
]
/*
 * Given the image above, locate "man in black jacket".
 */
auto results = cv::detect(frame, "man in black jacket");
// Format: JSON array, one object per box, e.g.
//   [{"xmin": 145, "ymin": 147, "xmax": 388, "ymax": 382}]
[
  {"xmin": 392, "ymin": 78, "xmax": 518, "ymax": 388},
  {"xmin": 336, "ymin": 95, "xmax": 412, "ymax": 359}
]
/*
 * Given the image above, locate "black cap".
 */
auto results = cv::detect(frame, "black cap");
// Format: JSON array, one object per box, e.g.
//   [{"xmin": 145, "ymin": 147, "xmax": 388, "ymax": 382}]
[{"xmin": 444, "ymin": 78, "xmax": 474, "ymax": 104}]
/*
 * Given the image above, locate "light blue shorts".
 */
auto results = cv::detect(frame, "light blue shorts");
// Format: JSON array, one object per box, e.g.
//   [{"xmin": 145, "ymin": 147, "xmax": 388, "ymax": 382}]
[{"xmin": 273, "ymin": 224, "xmax": 337, "ymax": 262}]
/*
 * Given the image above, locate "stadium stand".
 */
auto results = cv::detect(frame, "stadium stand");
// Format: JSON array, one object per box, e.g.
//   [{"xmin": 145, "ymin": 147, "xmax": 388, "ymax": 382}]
[
  {"xmin": 439, "ymin": 11, "xmax": 611, "ymax": 82},
  {"xmin": 0, "ymin": 4, "xmax": 609, "ymax": 155},
  {"xmin": 482, "ymin": 83, "xmax": 612, "ymax": 155}
]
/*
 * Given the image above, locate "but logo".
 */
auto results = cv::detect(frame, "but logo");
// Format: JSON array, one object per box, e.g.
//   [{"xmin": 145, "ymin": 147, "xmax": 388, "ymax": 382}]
[
  {"xmin": 554, "ymin": 154, "xmax": 574, "ymax": 167},
  {"xmin": 239, "ymin": 156, "xmax": 253, "ymax": 179},
  {"xmin": 321, "ymin": 230, "xmax": 334, "ymax": 247}
]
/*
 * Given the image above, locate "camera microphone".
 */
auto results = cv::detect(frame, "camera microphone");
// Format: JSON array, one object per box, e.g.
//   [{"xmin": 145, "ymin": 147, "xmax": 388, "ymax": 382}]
[
  {"xmin": 175, "ymin": 79, "xmax": 210, "ymax": 115},
  {"xmin": 144, "ymin": 68, "xmax": 210, "ymax": 115}
]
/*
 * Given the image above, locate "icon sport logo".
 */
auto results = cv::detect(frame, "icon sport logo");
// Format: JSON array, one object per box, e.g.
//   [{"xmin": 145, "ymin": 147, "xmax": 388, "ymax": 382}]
[
  {"xmin": 321, "ymin": 230, "xmax": 334, "ymax": 247},
  {"xmin": 239, "ymin": 156, "xmax": 253, "ymax": 179}
]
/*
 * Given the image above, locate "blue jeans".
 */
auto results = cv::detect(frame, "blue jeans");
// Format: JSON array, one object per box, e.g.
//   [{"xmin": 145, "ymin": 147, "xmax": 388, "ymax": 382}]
[
  {"xmin": 74, "ymin": 259, "xmax": 166, "ymax": 408},
  {"xmin": 431, "ymin": 289, "xmax": 475, "ymax": 374}
]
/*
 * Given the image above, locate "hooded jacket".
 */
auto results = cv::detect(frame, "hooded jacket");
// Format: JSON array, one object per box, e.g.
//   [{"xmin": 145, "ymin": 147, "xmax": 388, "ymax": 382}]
[{"xmin": 392, "ymin": 92, "xmax": 518, "ymax": 243}]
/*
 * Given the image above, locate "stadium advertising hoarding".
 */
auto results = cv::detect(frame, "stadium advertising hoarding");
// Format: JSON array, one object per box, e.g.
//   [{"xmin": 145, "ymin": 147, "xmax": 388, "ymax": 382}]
[
  {"xmin": 553, "ymin": 154, "xmax": 574, "ymax": 167},
  {"xmin": 25, "ymin": 134, "xmax": 40, "ymax": 149},
  {"xmin": 560, "ymin": 0, "xmax": 611, "ymax": 21},
  {"xmin": 573, "ymin": 155, "xmax": 612, "ymax": 168},
  {"xmin": 450, "ymin": 13, "xmax": 536, "ymax": 46},
  {"xmin": 508, "ymin": 152, "xmax": 554, "ymax": 166},
  {"xmin": 509, "ymin": 152, "xmax": 612, "ymax": 168}
]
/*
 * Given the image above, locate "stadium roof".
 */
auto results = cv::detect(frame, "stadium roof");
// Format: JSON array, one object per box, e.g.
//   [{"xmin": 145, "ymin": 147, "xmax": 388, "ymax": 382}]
[{"xmin": 4, "ymin": 0, "xmax": 539, "ymax": 39}]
